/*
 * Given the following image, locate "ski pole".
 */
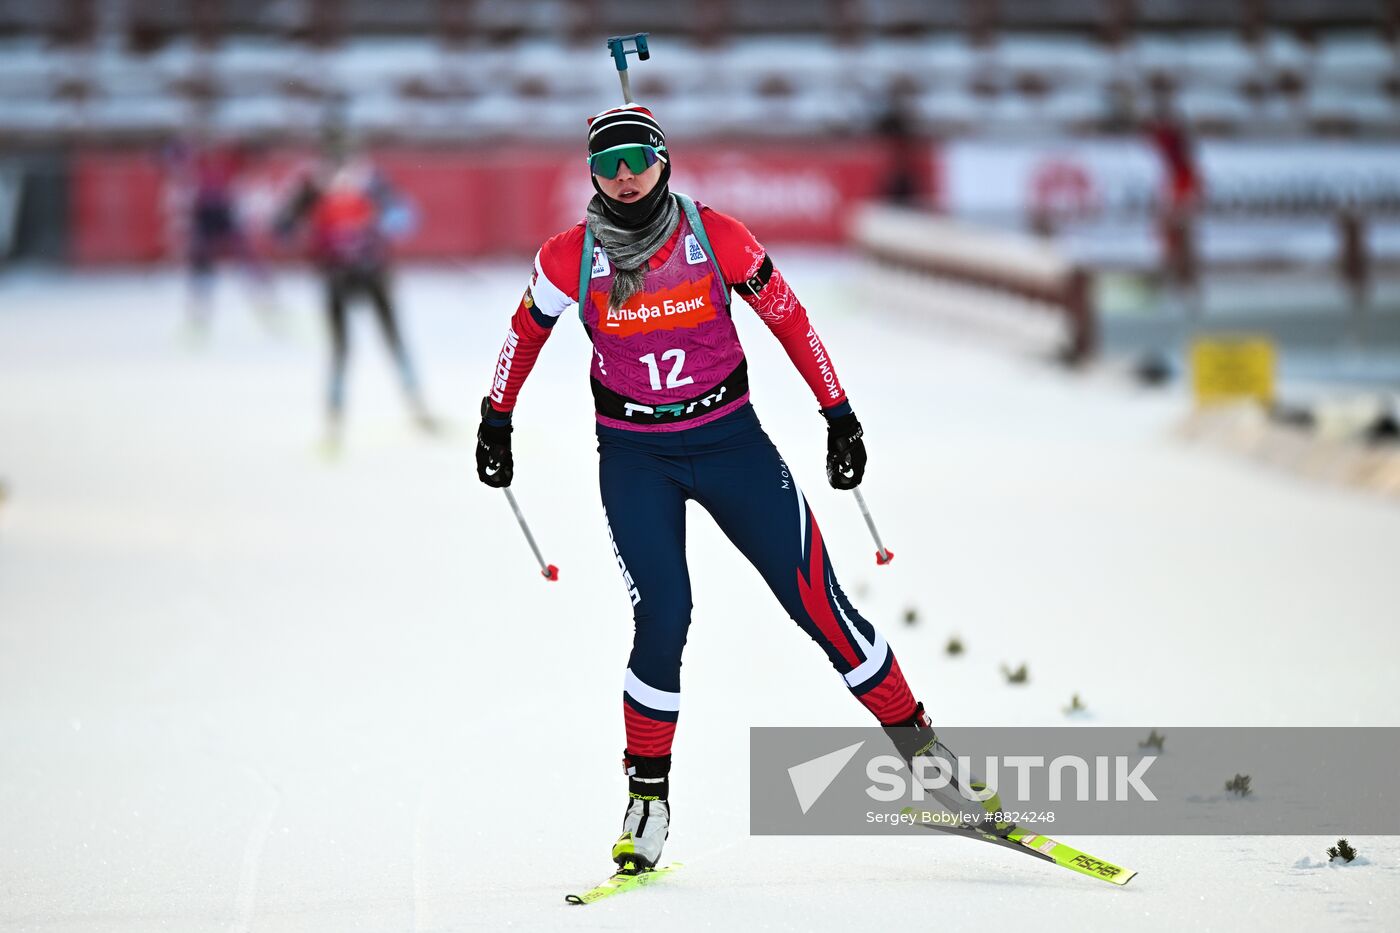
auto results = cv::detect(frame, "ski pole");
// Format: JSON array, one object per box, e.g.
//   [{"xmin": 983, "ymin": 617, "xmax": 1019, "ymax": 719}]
[
  {"xmin": 503, "ymin": 488, "xmax": 559, "ymax": 581},
  {"xmin": 853, "ymin": 488, "xmax": 894, "ymax": 565},
  {"xmin": 606, "ymin": 33, "xmax": 651, "ymax": 104}
]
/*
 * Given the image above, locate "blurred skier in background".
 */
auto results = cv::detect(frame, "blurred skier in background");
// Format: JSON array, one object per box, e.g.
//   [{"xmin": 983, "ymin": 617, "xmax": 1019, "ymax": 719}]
[
  {"xmin": 163, "ymin": 133, "xmax": 280, "ymax": 336},
  {"xmin": 277, "ymin": 138, "xmax": 438, "ymax": 453}
]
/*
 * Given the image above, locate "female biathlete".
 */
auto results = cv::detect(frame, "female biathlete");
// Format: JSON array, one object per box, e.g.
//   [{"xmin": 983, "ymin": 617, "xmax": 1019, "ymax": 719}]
[{"xmin": 474, "ymin": 104, "xmax": 945, "ymax": 873}]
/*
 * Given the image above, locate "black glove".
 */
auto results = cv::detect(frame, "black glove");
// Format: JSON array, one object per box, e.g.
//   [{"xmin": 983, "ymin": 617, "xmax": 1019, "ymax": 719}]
[
  {"xmin": 825, "ymin": 410, "xmax": 866, "ymax": 490},
  {"xmin": 476, "ymin": 397, "xmax": 514, "ymax": 488}
]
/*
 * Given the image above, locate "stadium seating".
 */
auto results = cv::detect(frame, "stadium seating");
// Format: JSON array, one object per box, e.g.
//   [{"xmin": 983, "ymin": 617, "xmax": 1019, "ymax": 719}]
[{"xmin": 0, "ymin": 1, "xmax": 1396, "ymax": 142}]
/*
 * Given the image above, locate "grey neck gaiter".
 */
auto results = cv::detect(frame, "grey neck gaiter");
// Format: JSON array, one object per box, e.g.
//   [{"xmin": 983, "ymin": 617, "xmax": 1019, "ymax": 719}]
[{"xmin": 585, "ymin": 191, "xmax": 681, "ymax": 312}]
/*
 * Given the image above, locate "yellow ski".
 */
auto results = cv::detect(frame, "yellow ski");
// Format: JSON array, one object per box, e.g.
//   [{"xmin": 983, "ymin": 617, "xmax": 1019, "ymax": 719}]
[
  {"xmin": 564, "ymin": 862, "xmax": 681, "ymax": 905},
  {"xmin": 902, "ymin": 808, "xmax": 1136, "ymax": 886}
]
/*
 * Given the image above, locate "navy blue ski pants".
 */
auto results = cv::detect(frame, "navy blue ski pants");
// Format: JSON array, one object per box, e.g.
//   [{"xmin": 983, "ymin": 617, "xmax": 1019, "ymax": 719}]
[{"xmin": 596, "ymin": 403, "xmax": 917, "ymax": 758}]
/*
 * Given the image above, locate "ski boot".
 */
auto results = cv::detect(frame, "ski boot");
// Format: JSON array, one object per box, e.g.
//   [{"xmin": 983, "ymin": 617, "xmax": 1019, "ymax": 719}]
[
  {"xmin": 611, "ymin": 753, "xmax": 670, "ymax": 874},
  {"xmin": 883, "ymin": 702, "xmax": 1015, "ymax": 836}
]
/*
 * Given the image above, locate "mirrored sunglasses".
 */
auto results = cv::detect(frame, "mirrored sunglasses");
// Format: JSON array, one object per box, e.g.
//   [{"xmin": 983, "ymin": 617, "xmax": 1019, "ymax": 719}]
[{"xmin": 588, "ymin": 144, "xmax": 667, "ymax": 179}]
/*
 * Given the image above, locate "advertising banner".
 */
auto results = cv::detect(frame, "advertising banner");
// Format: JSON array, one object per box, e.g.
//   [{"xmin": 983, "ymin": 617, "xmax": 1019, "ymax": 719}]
[
  {"xmin": 71, "ymin": 151, "xmax": 167, "ymax": 263},
  {"xmin": 942, "ymin": 139, "xmax": 1400, "ymax": 267},
  {"xmin": 68, "ymin": 142, "xmax": 930, "ymax": 264}
]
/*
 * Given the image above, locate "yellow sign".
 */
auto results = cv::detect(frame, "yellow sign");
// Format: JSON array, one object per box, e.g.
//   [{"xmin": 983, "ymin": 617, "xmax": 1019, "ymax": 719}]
[{"xmin": 1190, "ymin": 336, "xmax": 1276, "ymax": 406}]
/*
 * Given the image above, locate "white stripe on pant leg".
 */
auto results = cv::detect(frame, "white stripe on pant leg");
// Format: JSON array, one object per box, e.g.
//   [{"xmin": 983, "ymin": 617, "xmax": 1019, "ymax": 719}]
[
  {"xmin": 796, "ymin": 487, "xmax": 807, "ymax": 560},
  {"xmin": 842, "ymin": 631, "xmax": 890, "ymax": 688},
  {"xmin": 831, "ymin": 581, "xmax": 877, "ymax": 658},
  {"xmin": 625, "ymin": 668, "xmax": 682, "ymax": 712}
]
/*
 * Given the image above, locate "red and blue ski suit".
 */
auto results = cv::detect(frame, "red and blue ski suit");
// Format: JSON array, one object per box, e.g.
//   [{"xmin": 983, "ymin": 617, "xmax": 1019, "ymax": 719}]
[{"xmin": 485, "ymin": 197, "xmax": 918, "ymax": 758}]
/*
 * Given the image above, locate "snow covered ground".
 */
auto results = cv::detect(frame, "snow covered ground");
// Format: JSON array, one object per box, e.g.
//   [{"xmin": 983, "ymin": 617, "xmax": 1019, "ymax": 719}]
[{"xmin": 2, "ymin": 258, "xmax": 1399, "ymax": 932}]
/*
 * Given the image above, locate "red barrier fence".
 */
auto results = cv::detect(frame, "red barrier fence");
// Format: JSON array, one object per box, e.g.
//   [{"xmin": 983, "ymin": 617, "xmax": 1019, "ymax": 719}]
[{"xmin": 70, "ymin": 142, "xmax": 933, "ymax": 264}]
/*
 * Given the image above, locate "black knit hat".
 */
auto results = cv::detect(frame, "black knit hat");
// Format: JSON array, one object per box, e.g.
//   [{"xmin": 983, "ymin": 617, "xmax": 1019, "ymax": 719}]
[{"xmin": 587, "ymin": 104, "xmax": 667, "ymax": 157}]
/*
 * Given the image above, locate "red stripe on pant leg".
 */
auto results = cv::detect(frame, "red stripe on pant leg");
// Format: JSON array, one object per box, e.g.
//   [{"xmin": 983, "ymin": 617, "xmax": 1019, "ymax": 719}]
[
  {"xmin": 624, "ymin": 701, "xmax": 678, "ymax": 757},
  {"xmin": 795, "ymin": 517, "xmax": 861, "ymax": 667},
  {"xmin": 856, "ymin": 655, "xmax": 918, "ymax": 726}
]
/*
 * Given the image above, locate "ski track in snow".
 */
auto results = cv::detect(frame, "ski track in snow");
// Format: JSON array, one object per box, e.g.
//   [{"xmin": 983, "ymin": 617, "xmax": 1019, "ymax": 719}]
[
  {"xmin": 1, "ymin": 261, "xmax": 1399, "ymax": 932},
  {"xmin": 229, "ymin": 767, "xmax": 280, "ymax": 933}
]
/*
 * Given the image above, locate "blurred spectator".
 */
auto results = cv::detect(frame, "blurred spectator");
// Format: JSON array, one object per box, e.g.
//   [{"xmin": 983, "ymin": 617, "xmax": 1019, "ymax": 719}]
[
  {"xmin": 1144, "ymin": 84, "xmax": 1203, "ymax": 314},
  {"xmin": 875, "ymin": 80, "xmax": 922, "ymax": 207},
  {"xmin": 1338, "ymin": 207, "xmax": 1371, "ymax": 314}
]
